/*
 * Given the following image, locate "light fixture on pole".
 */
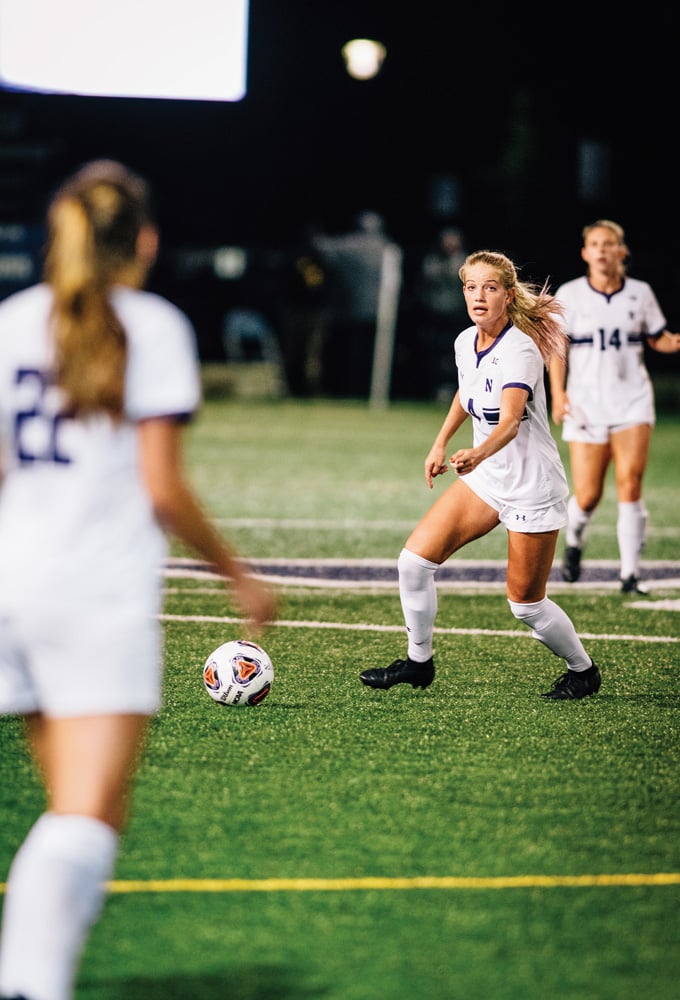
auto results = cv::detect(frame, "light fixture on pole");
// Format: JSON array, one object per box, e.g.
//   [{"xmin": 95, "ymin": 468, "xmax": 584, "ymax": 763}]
[{"xmin": 341, "ymin": 38, "xmax": 386, "ymax": 80}]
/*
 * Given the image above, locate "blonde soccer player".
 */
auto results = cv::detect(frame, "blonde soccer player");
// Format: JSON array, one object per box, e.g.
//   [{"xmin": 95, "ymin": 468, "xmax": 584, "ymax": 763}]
[
  {"xmin": 549, "ymin": 219, "xmax": 680, "ymax": 594},
  {"xmin": 0, "ymin": 160, "xmax": 277, "ymax": 1000},
  {"xmin": 359, "ymin": 250, "xmax": 599, "ymax": 701}
]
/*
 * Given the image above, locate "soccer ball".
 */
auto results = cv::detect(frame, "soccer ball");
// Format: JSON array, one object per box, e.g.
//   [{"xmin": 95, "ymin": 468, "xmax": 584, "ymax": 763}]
[{"xmin": 202, "ymin": 639, "xmax": 274, "ymax": 707}]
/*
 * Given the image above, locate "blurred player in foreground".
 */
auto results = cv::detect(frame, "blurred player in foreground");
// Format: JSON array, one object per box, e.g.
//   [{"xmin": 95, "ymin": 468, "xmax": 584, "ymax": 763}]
[
  {"xmin": 0, "ymin": 160, "xmax": 277, "ymax": 1000},
  {"xmin": 550, "ymin": 219, "xmax": 680, "ymax": 593},
  {"xmin": 359, "ymin": 250, "xmax": 600, "ymax": 701}
]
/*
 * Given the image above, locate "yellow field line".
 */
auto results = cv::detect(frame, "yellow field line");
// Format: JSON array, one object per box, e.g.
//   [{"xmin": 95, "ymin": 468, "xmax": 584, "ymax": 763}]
[
  {"xmin": 43, "ymin": 872, "xmax": 680, "ymax": 894},
  {"xmin": 110, "ymin": 873, "xmax": 680, "ymax": 892},
  {"xmin": 2, "ymin": 873, "xmax": 678, "ymax": 895}
]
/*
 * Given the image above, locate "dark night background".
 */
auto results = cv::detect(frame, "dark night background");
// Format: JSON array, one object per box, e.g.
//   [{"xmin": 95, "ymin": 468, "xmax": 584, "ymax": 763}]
[{"xmin": 0, "ymin": 1, "xmax": 678, "ymax": 396}]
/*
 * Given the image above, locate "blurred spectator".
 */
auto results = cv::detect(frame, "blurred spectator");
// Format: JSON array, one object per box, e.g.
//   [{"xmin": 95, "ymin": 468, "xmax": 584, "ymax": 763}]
[
  {"xmin": 312, "ymin": 211, "xmax": 401, "ymax": 397},
  {"xmin": 277, "ymin": 222, "xmax": 330, "ymax": 396},
  {"xmin": 412, "ymin": 226, "xmax": 467, "ymax": 400},
  {"xmin": 221, "ymin": 305, "xmax": 288, "ymax": 398},
  {"xmin": 223, "ymin": 306, "xmax": 282, "ymax": 365}
]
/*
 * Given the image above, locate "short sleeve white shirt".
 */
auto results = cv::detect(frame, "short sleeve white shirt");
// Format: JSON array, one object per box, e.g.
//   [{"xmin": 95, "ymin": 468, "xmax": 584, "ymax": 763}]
[
  {"xmin": 0, "ymin": 282, "xmax": 201, "ymax": 617},
  {"xmin": 454, "ymin": 323, "xmax": 568, "ymax": 510},
  {"xmin": 556, "ymin": 275, "xmax": 665, "ymax": 427}
]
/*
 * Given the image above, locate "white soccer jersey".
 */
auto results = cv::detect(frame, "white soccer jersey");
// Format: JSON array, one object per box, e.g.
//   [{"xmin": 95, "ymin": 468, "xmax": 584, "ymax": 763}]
[
  {"xmin": 0, "ymin": 282, "xmax": 201, "ymax": 715},
  {"xmin": 556, "ymin": 275, "xmax": 665, "ymax": 428},
  {"xmin": 454, "ymin": 322, "xmax": 568, "ymax": 510}
]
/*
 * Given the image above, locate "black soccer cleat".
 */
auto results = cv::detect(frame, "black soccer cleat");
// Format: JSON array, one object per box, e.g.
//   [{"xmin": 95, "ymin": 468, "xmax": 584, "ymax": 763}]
[
  {"xmin": 562, "ymin": 546, "xmax": 582, "ymax": 583},
  {"xmin": 359, "ymin": 657, "xmax": 435, "ymax": 690},
  {"xmin": 621, "ymin": 575, "xmax": 648, "ymax": 595},
  {"xmin": 541, "ymin": 662, "xmax": 601, "ymax": 700}
]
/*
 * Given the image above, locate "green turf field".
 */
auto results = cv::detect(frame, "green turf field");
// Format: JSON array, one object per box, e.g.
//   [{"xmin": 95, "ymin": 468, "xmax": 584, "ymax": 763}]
[{"xmin": 1, "ymin": 398, "xmax": 678, "ymax": 999}]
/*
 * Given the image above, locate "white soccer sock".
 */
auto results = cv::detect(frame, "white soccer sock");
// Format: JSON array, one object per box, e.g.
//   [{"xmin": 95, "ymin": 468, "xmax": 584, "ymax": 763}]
[
  {"xmin": 617, "ymin": 501, "xmax": 648, "ymax": 579},
  {"xmin": 0, "ymin": 812, "xmax": 119, "ymax": 1000},
  {"xmin": 508, "ymin": 597, "xmax": 592, "ymax": 671},
  {"xmin": 398, "ymin": 547, "xmax": 438, "ymax": 662},
  {"xmin": 565, "ymin": 495, "xmax": 592, "ymax": 548}
]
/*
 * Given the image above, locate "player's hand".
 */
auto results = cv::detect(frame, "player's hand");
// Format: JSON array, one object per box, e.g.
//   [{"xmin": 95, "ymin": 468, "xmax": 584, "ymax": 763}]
[
  {"xmin": 424, "ymin": 449, "xmax": 449, "ymax": 488},
  {"xmin": 234, "ymin": 576, "xmax": 278, "ymax": 631},
  {"xmin": 450, "ymin": 448, "xmax": 479, "ymax": 475},
  {"xmin": 551, "ymin": 389, "xmax": 569, "ymax": 425}
]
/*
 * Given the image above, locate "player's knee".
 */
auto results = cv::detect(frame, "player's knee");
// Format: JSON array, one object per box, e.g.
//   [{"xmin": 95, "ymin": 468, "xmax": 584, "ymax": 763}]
[
  {"xmin": 576, "ymin": 493, "xmax": 601, "ymax": 513},
  {"xmin": 508, "ymin": 598, "xmax": 545, "ymax": 624}
]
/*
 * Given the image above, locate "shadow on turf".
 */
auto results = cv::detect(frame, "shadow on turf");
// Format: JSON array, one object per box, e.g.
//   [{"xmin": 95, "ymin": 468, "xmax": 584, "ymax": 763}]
[{"xmin": 83, "ymin": 967, "xmax": 329, "ymax": 998}]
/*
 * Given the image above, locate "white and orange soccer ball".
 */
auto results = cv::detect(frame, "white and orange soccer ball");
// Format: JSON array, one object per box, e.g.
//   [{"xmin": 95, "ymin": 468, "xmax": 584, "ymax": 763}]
[{"xmin": 202, "ymin": 639, "xmax": 274, "ymax": 707}]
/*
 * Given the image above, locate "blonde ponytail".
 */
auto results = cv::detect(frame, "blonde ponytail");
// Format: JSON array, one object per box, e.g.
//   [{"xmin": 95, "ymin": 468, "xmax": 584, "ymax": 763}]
[{"xmin": 44, "ymin": 161, "xmax": 152, "ymax": 420}]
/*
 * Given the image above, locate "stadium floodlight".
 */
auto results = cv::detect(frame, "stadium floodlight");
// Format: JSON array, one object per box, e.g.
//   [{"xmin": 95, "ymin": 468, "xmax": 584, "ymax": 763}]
[{"xmin": 341, "ymin": 39, "xmax": 386, "ymax": 81}]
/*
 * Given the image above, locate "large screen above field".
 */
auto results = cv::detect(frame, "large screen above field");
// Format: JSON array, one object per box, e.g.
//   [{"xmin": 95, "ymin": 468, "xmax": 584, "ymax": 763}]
[{"xmin": 0, "ymin": 0, "xmax": 249, "ymax": 101}]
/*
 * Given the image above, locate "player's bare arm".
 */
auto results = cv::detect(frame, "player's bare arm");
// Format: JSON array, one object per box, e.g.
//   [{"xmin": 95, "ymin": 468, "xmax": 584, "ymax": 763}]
[
  {"xmin": 424, "ymin": 392, "xmax": 468, "ymax": 488},
  {"xmin": 450, "ymin": 386, "xmax": 527, "ymax": 475},
  {"xmin": 647, "ymin": 330, "xmax": 680, "ymax": 354}
]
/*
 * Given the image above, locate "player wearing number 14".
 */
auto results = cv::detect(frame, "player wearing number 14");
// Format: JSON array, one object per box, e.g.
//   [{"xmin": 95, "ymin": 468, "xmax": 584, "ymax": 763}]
[{"xmin": 549, "ymin": 220, "xmax": 680, "ymax": 594}]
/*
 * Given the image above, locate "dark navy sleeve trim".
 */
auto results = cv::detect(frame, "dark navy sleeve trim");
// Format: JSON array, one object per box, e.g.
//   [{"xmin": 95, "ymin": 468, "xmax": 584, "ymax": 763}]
[
  {"xmin": 503, "ymin": 380, "xmax": 533, "ymax": 401},
  {"xmin": 137, "ymin": 410, "xmax": 196, "ymax": 425}
]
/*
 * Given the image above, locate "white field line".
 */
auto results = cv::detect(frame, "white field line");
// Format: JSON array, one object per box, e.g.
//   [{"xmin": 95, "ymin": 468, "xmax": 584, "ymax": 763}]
[
  {"xmin": 164, "ymin": 585, "xmax": 680, "ymax": 608},
  {"xmin": 164, "ymin": 557, "xmax": 680, "ymax": 598},
  {"xmin": 214, "ymin": 518, "xmax": 680, "ymax": 538},
  {"xmin": 165, "ymin": 574, "xmax": 680, "ymax": 596},
  {"xmin": 165, "ymin": 557, "xmax": 680, "ymax": 575},
  {"xmin": 166, "ymin": 557, "xmax": 680, "ymax": 570},
  {"xmin": 162, "ymin": 558, "xmax": 680, "ymax": 641},
  {"xmin": 159, "ymin": 613, "xmax": 679, "ymax": 645}
]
